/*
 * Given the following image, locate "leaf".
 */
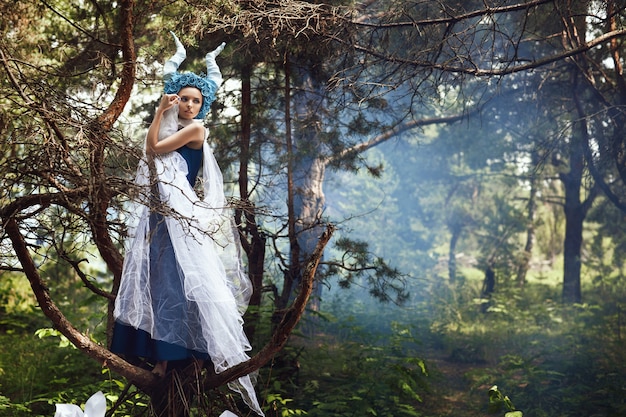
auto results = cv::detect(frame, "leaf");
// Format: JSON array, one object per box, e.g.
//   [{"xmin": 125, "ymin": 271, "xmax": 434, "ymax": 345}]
[
  {"xmin": 503, "ymin": 395, "xmax": 515, "ymax": 411},
  {"xmin": 400, "ymin": 381, "xmax": 423, "ymax": 402}
]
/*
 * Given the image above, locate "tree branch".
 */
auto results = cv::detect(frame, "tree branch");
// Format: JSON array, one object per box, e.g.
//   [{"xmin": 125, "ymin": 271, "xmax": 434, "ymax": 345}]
[
  {"xmin": 88, "ymin": 0, "xmax": 137, "ymax": 282},
  {"xmin": 326, "ymin": 110, "xmax": 477, "ymax": 165},
  {"xmin": 574, "ymin": 83, "xmax": 626, "ymax": 214},
  {"xmin": 94, "ymin": 0, "xmax": 136, "ymax": 131},
  {"xmin": 329, "ymin": 28, "xmax": 626, "ymax": 77},
  {"xmin": 0, "ymin": 189, "xmax": 89, "ymax": 220},
  {"xmin": 0, "ymin": 48, "xmax": 84, "ymax": 181},
  {"xmin": 59, "ymin": 253, "xmax": 115, "ymax": 301},
  {"xmin": 205, "ymin": 223, "xmax": 335, "ymax": 388},
  {"xmin": 2, "ymin": 217, "xmax": 158, "ymax": 391},
  {"xmin": 349, "ymin": 0, "xmax": 555, "ymax": 28}
]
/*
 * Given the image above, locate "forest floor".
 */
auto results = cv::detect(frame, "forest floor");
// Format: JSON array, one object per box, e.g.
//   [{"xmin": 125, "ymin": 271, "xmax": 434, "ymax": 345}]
[{"xmin": 419, "ymin": 347, "xmax": 493, "ymax": 417}]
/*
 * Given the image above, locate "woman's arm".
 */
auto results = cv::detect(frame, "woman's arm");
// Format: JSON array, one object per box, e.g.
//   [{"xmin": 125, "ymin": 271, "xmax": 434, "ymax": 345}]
[{"xmin": 145, "ymin": 94, "xmax": 205, "ymax": 155}]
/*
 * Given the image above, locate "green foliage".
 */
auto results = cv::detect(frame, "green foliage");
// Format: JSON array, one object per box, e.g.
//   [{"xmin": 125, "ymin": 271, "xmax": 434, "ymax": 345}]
[
  {"xmin": 300, "ymin": 346, "xmax": 425, "ymax": 416},
  {"xmin": 327, "ymin": 236, "xmax": 409, "ymax": 304},
  {"xmin": 488, "ymin": 385, "xmax": 522, "ymax": 416},
  {"xmin": 0, "ymin": 332, "xmax": 100, "ymax": 416},
  {"xmin": 265, "ymin": 392, "xmax": 308, "ymax": 416},
  {"xmin": 0, "ymin": 274, "xmax": 48, "ymax": 333},
  {"xmin": 8, "ymin": 272, "xmax": 626, "ymax": 417},
  {"xmin": 0, "ymin": 329, "xmax": 149, "ymax": 417},
  {"xmin": 439, "ymin": 282, "xmax": 626, "ymax": 417},
  {"xmin": 286, "ymin": 318, "xmax": 428, "ymax": 417}
]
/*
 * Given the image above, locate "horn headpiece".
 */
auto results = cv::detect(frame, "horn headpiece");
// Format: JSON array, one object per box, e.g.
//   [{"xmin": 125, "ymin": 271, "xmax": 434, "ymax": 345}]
[{"xmin": 162, "ymin": 32, "xmax": 225, "ymax": 119}]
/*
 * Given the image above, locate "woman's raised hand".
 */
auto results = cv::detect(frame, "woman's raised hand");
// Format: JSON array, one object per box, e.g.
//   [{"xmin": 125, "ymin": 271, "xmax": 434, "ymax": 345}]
[{"xmin": 158, "ymin": 93, "xmax": 179, "ymax": 112}]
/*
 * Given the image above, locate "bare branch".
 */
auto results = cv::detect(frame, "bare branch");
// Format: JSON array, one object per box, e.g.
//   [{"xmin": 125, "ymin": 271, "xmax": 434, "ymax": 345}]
[
  {"xmin": 327, "ymin": 110, "xmax": 478, "ymax": 165},
  {"xmin": 3, "ymin": 217, "xmax": 157, "ymax": 392},
  {"xmin": 350, "ymin": 0, "xmax": 555, "ymax": 28},
  {"xmin": 205, "ymin": 224, "xmax": 335, "ymax": 388},
  {"xmin": 330, "ymin": 28, "xmax": 626, "ymax": 77},
  {"xmin": 87, "ymin": 0, "xmax": 137, "ymax": 281},
  {"xmin": 0, "ymin": 189, "xmax": 89, "ymax": 220},
  {"xmin": 59, "ymin": 253, "xmax": 116, "ymax": 301}
]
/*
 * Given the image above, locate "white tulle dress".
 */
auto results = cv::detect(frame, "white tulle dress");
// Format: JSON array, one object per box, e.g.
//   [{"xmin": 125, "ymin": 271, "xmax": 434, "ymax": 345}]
[{"xmin": 112, "ymin": 106, "xmax": 264, "ymax": 416}]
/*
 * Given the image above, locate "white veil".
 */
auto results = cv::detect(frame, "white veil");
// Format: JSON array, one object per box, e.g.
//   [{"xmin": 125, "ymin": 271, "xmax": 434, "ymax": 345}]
[{"xmin": 114, "ymin": 107, "xmax": 263, "ymax": 416}]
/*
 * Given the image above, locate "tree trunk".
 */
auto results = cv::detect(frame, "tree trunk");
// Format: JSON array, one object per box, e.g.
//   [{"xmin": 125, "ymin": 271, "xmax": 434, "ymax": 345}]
[
  {"xmin": 448, "ymin": 223, "xmax": 462, "ymax": 284},
  {"xmin": 560, "ymin": 3, "xmax": 596, "ymax": 304},
  {"xmin": 237, "ymin": 62, "xmax": 266, "ymax": 340},
  {"xmin": 149, "ymin": 364, "xmax": 200, "ymax": 417},
  {"xmin": 560, "ymin": 117, "xmax": 595, "ymax": 304},
  {"xmin": 516, "ymin": 150, "xmax": 539, "ymax": 287},
  {"xmin": 279, "ymin": 58, "xmax": 327, "ymax": 313},
  {"xmin": 561, "ymin": 181, "xmax": 584, "ymax": 304}
]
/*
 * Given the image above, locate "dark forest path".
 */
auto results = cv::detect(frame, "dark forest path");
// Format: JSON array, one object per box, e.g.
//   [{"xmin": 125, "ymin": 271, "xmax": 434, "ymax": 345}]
[{"xmin": 419, "ymin": 348, "xmax": 492, "ymax": 417}]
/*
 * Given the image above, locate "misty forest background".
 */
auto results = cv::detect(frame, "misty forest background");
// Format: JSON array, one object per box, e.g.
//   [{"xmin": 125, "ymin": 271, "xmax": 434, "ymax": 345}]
[{"xmin": 2, "ymin": 1, "xmax": 626, "ymax": 416}]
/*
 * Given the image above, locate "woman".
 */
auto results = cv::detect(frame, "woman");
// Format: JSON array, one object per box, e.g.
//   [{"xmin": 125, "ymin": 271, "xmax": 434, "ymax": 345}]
[{"xmin": 111, "ymin": 33, "xmax": 263, "ymax": 416}]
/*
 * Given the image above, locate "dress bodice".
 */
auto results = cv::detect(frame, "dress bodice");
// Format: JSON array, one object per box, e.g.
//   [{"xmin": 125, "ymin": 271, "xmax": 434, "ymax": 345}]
[{"xmin": 176, "ymin": 145, "xmax": 203, "ymax": 186}]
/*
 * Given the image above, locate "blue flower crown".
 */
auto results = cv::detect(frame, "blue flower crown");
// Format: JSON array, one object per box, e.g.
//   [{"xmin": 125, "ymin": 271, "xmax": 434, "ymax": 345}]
[{"xmin": 163, "ymin": 72, "xmax": 218, "ymax": 119}]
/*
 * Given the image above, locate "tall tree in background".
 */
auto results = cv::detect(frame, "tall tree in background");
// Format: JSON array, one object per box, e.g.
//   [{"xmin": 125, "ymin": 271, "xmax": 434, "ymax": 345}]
[{"xmin": 564, "ymin": 0, "xmax": 626, "ymax": 302}]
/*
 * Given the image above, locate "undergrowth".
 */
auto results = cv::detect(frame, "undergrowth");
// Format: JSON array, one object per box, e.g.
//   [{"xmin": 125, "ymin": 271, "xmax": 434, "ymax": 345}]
[
  {"xmin": 3, "ymin": 269, "xmax": 626, "ymax": 416},
  {"xmin": 426, "ymin": 273, "xmax": 626, "ymax": 417}
]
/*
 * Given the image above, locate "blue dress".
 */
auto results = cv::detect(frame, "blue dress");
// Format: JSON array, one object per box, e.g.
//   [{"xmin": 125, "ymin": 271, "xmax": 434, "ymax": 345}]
[{"xmin": 111, "ymin": 145, "xmax": 207, "ymax": 362}]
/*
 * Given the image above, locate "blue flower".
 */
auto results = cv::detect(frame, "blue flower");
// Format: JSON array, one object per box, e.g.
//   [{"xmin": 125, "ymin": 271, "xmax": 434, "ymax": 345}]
[{"xmin": 164, "ymin": 72, "xmax": 217, "ymax": 119}]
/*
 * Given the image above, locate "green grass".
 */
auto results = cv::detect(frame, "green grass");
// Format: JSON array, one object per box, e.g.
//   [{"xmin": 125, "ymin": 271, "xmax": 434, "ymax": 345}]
[
  {"xmin": 3, "ymin": 256, "xmax": 626, "ymax": 417},
  {"xmin": 0, "ymin": 331, "xmax": 106, "ymax": 416}
]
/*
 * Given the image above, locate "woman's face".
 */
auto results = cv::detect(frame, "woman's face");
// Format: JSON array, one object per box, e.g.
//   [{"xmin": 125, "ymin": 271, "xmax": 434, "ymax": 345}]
[{"xmin": 177, "ymin": 87, "xmax": 203, "ymax": 120}]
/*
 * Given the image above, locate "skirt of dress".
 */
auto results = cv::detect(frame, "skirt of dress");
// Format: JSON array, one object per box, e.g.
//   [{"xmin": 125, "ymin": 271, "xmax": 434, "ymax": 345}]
[
  {"xmin": 110, "ymin": 322, "xmax": 209, "ymax": 361},
  {"xmin": 112, "ymin": 143, "xmax": 264, "ymax": 415},
  {"xmin": 110, "ymin": 212, "xmax": 209, "ymax": 362}
]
